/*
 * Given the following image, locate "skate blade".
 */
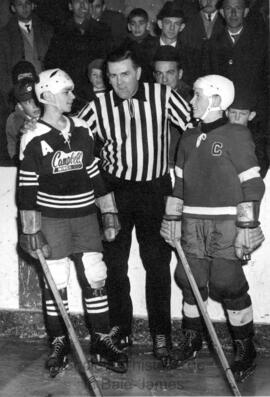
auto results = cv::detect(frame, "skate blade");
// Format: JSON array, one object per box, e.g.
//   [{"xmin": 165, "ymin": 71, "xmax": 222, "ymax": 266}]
[
  {"xmin": 169, "ymin": 350, "xmax": 198, "ymax": 369},
  {"xmin": 161, "ymin": 357, "xmax": 171, "ymax": 369},
  {"xmin": 234, "ymin": 363, "xmax": 256, "ymax": 383},
  {"xmin": 154, "ymin": 354, "xmax": 171, "ymax": 369},
  {"xmin": 91, "ymin": 356, "xmax": 128, "ymax": 374},
  {"xmin": 48, "ymin": 357, "xmax": 69, "ymax": 378}
]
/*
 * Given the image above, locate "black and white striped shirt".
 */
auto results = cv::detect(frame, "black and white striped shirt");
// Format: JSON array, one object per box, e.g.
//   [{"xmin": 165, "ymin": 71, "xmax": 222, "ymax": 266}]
[{"xmin": 78, "ymin": 82, "xmax": 191, "ymax": 182}]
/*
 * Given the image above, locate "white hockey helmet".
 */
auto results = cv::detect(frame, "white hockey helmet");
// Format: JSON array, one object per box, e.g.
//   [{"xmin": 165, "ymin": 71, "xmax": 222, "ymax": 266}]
[
  {"xmin": 35, "ymin": 69, "xmax": 74, "ymax": 103},
  {"xmin": 194, "ymin": 75, "xmax": 235, "ymax": 111}
]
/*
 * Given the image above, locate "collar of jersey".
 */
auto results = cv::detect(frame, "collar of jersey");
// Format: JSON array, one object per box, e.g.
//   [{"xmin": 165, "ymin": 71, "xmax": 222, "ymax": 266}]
[
  {"xmin": 200, "ymin": 116, "xmax": 227, "ymax": 134},
  {"xmin": 38, "ymin": 117, "xmax": 74, "ymax": 133},
  {"xmin": 112, "ymin": 82, "xmax": 146, "ymax": 107}
]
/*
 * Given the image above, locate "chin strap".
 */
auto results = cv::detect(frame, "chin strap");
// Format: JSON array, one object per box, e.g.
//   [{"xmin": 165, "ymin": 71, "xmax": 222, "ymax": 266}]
[{"xmin": 200, "ymin": 97, "xmax": 221, "ymax": 121}]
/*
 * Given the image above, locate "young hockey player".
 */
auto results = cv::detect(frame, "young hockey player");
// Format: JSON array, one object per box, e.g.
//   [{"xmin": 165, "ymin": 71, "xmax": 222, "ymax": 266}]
[
  {"xmin": 18, "ymin": 68, "xmax": 127, "ymax": 376},
  {"xmin": 160, "ymin": 75, "xmax": 265, "ymax": 381}
]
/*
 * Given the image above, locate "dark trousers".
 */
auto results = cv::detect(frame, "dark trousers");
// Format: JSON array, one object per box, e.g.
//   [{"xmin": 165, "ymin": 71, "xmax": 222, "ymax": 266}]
[{"xmin": 102, "ymin": 173, "xmax": 172, "ymax": 338}]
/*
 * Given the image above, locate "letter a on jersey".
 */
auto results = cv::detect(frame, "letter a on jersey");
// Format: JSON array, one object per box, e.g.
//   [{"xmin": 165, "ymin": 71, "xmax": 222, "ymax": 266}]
[{"xmin": 41, "ymin": 141, "xmax": 54, "ymax": 156}]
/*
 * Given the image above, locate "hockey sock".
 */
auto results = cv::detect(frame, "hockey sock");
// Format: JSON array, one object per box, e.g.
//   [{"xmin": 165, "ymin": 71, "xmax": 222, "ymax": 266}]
[
  {"xmin": 84, "ymin": 286, "xmax": 110, "ymax": 334},
  {"xmin": 44, "ymin": 287, "xmax": 68, "ymax": 338},
  {"xmin": 224, "ymin": 293, "xmax": 254, "ymax": 339}
]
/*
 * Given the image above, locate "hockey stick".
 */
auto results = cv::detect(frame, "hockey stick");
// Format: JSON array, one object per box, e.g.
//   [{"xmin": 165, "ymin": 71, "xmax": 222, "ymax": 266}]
[
  {"xmin": 35, "ymin": 248, "xmax": 103, "ymax": 397},
  {"xmin": 174, "ymin": 240, "xmax": 241, "ymax": 397}
]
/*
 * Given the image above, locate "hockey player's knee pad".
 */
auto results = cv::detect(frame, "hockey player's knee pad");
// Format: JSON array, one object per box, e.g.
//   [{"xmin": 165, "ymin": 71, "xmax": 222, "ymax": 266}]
[
  {"xmin": 82, "ymin": 252, "xmax": 107, "ymax": 289},
  {"xmin": 210, "ymin": 259, "xmax": 249, "ymax": 301},
  {"xmin": 174, "ymin": 256, "xmax": 208, "ymax": 292},
  {"xmin": 46, "ymin": 257, "xmax": 70, "ymax": 290}
]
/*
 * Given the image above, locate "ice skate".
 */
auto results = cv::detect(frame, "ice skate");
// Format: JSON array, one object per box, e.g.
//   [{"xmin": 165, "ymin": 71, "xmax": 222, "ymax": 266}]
[
  {"xmin": 153, "ymin": 334, "xmax": 172, "ymax": 368},
  {"xmin": 91, "ymin": 333, "xmax": 128, "ymax": 373},
  {"xmin": 109, "ymin": 326, "xmax": 133, "ymax": 349},
  {"xmin": 170, "ymin": 329, "xmax": 202, "ymax": 368},
  {"xmin": 231, "ymin": 337, "xmax": 257, "ymax": 382},
  {"xmin": 46, "ymin": 335, "xmax": 69, "ymax": 378}
]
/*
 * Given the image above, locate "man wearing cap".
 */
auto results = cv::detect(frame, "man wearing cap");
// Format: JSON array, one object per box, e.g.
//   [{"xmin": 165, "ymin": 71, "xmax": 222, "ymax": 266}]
[
  {"xmin": 151, "ymin": 1, "xmax": 188, "ymax": 83},
  {"xmin": 160, "ymin": 74, "xmax": 265, "ymax": 381},
  {"xmin": 156, "ymin": 1, "xmax": 186, "ymax": 47}
]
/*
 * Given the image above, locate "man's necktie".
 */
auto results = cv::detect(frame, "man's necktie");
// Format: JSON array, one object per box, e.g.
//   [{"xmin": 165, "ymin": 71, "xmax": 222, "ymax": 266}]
[
  {"xmin": 231, "ymin": 33, "xmax": 240, "ymax": 43},
  {"xmin": 25, "ymin": 24, "xmax": 31, "ymax": 33},
  {"xmin": 207, "ymin": 14, "xmax": 212, "ymax": 22}
]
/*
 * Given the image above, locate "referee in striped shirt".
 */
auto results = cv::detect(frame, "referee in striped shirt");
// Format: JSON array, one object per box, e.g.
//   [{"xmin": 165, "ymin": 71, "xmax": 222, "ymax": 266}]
[{"xmin": 78, "ymin": 45, "xmax": 191, "ymax": 365}]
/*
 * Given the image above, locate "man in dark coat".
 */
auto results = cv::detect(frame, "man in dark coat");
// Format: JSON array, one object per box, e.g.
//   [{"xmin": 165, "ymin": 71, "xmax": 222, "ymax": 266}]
[
  {"xmin": 89, "ymin": 0, "xmax": 128, "ymax": 48},
  {"xmin": 45, "ymin": 0, "xmax": 111, "ymax": 103},
  {"xmin": 0, "ymin": 0, "xmax": 53, "ymax": 108},
  {"xmin": 179, "ymin": 0, "xmax": 225, "ymax": 85},
  {"xmin": 207, "ymin": 0, "xmax": 269, "ymax": 178}
]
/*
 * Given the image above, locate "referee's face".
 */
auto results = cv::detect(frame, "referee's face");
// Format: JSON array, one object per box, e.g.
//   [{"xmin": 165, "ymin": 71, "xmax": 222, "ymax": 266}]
[{"xmin": 107, "ymin": 59, "xmax": 141, "ymax": 99}]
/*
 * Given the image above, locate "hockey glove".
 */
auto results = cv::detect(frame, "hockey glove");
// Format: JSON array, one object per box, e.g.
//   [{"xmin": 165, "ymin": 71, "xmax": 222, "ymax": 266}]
[
  {"xmin": 96, "ymin": 192, "xmax": 121, "ymax": 242},
  {"xmin": 234, "ymin": 201, "xmax": 265, "ymax": 259},
  {"xmin": 19, "ymin": 231, "xmax": 51, "ymax": 259},
  {"xmin": 234, "ymin": 227, "xmax": 264, "ymax": 260},
  {"xmin": 160, "ymin": 196, "xmax": 183, "ymax": 248},
  {"xmin": 19, "ymin": 210, "xmax": 51, "ymax": 259}
]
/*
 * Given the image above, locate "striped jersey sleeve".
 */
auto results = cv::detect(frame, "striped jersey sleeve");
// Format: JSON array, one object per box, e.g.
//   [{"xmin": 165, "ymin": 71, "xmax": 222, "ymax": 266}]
[
  {"xmin": 19, "ymin": 138, "xmax": 40, "ymax": 211},
  {"xmin": 167, "ymin": 88, "xmax": 191, "ymax": 131}
]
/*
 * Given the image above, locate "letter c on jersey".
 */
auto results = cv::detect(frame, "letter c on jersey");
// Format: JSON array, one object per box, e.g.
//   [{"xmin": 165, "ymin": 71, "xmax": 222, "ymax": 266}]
[{"xmin": 211, "ymin": 142, "xmax": 223, "ymax": 156}]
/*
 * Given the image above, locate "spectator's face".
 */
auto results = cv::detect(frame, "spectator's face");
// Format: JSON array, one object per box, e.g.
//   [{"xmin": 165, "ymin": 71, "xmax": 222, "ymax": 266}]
[
  {"xmin": 199, "ymin": 0, "xmax": 219, "ymax": 14},
  {"xmin": 90, "ymin": 0, "xmax": 104, "ymax": 20},
  {"xmin": 227, "ymin": 108, "xmax": 255, "ymax": 126},
  {"xmin": 69, "ymin": 0, "xmax": 89, "ymax": 21},
  {"xmin": 190, "ymin": 87, "xmax": 209, "ymax": 119},
  {"xmin": 19, "ymin": 98, "xmax": 41, "ymax": 119},
  {"xmin": 158, "ymin": 17, "xmax": 184, "ymax": 41},
  {"xmin": 88, "ymin": 68, "xmax": 105, "ymax": 90},
  {"xmin": 128, "ymin": 16, "xmax": 148, "ymax": 38},
  {"xmin": 11, "ymin": 0, "xmax": 33, "ymax": 22},
  {"xmin": 221, "ymin": 0, "xmax": 248, "ymax": 30},
  {"xmin": 107, "ymin": 58, "xmax": 141, "ymax": 99},
  {"xmin": 154, "ymin": 61, "xmax": 182, "ymax": 89}
]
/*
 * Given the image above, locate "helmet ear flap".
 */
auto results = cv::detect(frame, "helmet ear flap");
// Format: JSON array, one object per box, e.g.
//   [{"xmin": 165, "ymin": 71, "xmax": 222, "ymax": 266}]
[{"xmin": 211, "ymin": 94, "xmax": 221, "ymax": 108}]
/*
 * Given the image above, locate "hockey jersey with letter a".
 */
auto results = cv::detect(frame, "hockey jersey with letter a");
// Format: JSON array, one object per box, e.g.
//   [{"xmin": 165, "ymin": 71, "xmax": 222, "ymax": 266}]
[{"xmin": 18, "ymin": 116, "xmax": 107, "ymax": 218}]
